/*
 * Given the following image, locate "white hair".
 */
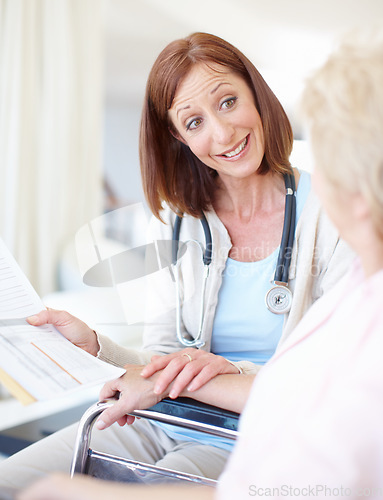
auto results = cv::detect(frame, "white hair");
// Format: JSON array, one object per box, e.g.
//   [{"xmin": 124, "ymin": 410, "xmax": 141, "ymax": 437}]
[{"xmin": 301, "ymin": 28, "xmax": 383, "ymax": 236}]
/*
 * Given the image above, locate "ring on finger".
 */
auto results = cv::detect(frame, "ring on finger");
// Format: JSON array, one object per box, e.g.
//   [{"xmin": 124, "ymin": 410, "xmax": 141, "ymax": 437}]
[{"xmin": 182, "ymin": 353, "xmax": 192, "ymax": 363}]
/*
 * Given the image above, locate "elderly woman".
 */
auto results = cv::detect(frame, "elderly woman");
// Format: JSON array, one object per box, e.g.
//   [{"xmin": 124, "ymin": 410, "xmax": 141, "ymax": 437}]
[{"xmin": 0, "ymin": 33, "xmax": 351, "ymax": 490}]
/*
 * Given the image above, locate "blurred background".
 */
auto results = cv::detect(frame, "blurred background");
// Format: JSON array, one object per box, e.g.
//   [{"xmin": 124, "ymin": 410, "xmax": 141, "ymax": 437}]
[
  {"xmin": 0, "ymin": 0, "xmax": 382, "ymax": 299},
  {"xmin": 0, "ymin": 0, "xmax": 382, "ymax": 459}
]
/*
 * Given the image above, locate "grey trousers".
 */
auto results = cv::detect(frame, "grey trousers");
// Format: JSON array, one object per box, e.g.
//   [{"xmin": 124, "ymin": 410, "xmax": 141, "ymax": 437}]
[{"xmin": 0, "ymin": 417, "xmax": 230, "ymax": 489}]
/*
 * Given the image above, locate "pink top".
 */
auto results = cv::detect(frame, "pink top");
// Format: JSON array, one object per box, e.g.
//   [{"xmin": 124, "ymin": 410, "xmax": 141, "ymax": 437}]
[{"xmin": 217, "ymin": 258, "xmax": 383, "ymax": 499}]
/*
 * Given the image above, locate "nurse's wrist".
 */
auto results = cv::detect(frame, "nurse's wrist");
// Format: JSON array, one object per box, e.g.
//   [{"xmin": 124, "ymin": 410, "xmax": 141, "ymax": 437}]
[
  {"xmin": 89, "ymin": 329, "xmax": 101, "ymax": 357},
  {"xmin": 227, "ymin": 360, "xmax": 243, "ymax": 374}
]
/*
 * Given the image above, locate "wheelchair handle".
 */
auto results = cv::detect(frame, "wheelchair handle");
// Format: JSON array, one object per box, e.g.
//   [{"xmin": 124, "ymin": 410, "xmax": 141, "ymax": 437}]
[{"xmin": 71, "ymin": 400, "xmax": 115, "ymax": 477}]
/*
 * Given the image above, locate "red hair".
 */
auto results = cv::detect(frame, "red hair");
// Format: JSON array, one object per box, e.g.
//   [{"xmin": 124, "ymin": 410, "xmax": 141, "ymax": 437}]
[{"xmin": 139, "ymin": 32, "xmax": 293, "ymax": 219}]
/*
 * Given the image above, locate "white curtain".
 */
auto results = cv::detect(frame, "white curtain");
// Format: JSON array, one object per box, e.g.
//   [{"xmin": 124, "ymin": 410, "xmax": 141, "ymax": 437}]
[{"xmin": 0, "ymin": 0, "xmax": 103, "ymax": 296}]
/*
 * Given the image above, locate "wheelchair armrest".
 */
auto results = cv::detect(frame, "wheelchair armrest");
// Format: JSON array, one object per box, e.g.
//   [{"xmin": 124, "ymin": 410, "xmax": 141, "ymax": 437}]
[
  {"xmin": 145, "ymin": 397, "xmax": 239, "ymax": 432},
  {"xmin": 131, "ymin": 397, "xmax": 239, "ymax": 440}
]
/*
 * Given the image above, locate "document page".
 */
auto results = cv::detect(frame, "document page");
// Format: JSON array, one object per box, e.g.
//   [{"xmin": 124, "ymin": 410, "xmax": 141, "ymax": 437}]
[{"xmin": 0, "ymin": 238, "xmax": 125, "ymax": 404}]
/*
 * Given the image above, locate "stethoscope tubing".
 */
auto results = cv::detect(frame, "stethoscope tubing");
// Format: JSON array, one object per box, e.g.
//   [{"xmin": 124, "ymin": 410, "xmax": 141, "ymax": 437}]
[
  {"xmin": 172, "ymin": 171, "xmax": 296, "ymax": 347},
  {"xmin": 172, "ymin": 212, "xmax": 212, "ymax": 266},
  {"xmin": 284, "ymin": 176, "xmax": 296, "ymax": 283},
  {"xmin": 275, "ymin": 173, "xmax": 296, "ymax": 283}
]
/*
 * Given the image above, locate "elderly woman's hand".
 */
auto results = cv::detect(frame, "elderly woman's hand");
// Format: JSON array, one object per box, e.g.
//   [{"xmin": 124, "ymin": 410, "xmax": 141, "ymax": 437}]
[
  {"xmin": 140, "ymin": 348, "xmax": 240, "ymax": 400},
  {"xmin": 17, "ymin": 473, "xmax": 98, "ymax": 500},
  {"xmin": 17, "ymin": 472, "xmax": 214, "ymax": 500},
  {"xmin": 96, "ymin": 364, "xmax": 164, "ymax": 430}
]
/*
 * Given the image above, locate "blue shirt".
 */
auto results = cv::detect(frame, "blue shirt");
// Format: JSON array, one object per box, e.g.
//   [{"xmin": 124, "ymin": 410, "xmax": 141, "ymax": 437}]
[
  {"xmin": 155, "ymin": 171, "xmax": 311, "ymax": 449},
  {"xmin": 211, "ymin": 170, "xmax": 311, "ymax": 366}
]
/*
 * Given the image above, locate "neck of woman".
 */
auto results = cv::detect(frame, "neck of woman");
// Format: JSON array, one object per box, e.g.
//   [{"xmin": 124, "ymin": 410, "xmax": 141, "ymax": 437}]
[
  {"xmin": 213, "ymin": 171, "xmax": 286, "ymax": 222},
  {"xmin": 360, "ymin": 239, "xmax": 383, "ymax": 278},
  {"xmin": 348, "ymin": 220, "xmax": 383, "ymax": 279}
]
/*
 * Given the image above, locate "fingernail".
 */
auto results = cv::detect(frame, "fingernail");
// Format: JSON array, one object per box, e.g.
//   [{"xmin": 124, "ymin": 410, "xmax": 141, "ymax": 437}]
[
  {"xmin": 27, "ymin": 315, "xmax": 38, "ymax": 324},
  {"xmin": 169, "ymin": 390, "xmax": 177, "ymax": 399},
  {"xmin": 154, "ymin": 385, "xmax": 161, "ymax": 395},
  {"xmin": 96, "ymin": 419, "xmax": 106, "ymax": 430},
  {"xmin": 187, "ymin": 383, "xmax": 195, "ymax": 392}
]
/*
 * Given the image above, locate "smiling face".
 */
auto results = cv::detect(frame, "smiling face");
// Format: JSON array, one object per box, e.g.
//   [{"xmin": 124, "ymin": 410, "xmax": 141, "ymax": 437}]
[{"xmin": 168, "ymin": 63, "xmax": 265, "ymax": 183}]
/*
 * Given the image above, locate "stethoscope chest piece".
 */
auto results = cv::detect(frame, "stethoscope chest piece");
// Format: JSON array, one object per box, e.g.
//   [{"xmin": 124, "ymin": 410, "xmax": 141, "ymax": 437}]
[
  {"xmin": 265, "ymin": 283, "xmax": 293, "ymax": 314},
  {"xmin": 173, "ymin": 172, "xmax": 296, "ymax": 344}
]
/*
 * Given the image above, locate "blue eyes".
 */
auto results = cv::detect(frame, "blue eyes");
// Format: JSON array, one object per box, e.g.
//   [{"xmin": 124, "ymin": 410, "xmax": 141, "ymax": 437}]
[{"xmin": 185, "ymin": 97, "xmax": 237, "ymax": 131}]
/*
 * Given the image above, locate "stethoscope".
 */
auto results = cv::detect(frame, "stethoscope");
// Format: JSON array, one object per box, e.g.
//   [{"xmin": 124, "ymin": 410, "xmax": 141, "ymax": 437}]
[{"xmin": 172, "ymin": 172, "xmax": 296, "ymax": 348}]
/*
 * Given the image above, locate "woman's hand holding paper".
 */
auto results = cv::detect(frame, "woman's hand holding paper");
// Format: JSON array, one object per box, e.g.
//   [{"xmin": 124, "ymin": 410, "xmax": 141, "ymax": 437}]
[{"xmin": 27, "ymin": 309, "xmax": 100, "ymax": 356}]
